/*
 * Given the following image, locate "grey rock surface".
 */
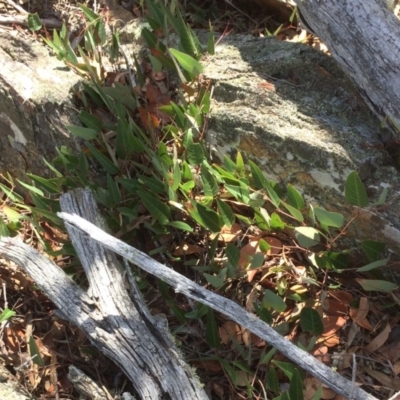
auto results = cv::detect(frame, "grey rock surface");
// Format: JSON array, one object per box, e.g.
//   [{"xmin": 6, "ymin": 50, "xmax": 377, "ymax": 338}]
[
  {"xmin": 203, "ymin": 35, "xmax": 400, "ymax": 256},
  {"xmin": 0, "ymin": 31, "xmax": 81, "ymax": 192}
]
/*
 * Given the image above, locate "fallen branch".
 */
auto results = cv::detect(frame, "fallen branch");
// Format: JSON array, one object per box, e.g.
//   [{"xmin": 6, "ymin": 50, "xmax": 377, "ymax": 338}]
[
  {"xmin": 54, "ymin": 190, "xmax": 377, "ymax": 400},
  {"xmin": 0, "ymin": 189, "xmax": 208, "ymax": 400},
  {"xmin": 0, "ymin": 15, "xmax": 62, "ymax": 29}
]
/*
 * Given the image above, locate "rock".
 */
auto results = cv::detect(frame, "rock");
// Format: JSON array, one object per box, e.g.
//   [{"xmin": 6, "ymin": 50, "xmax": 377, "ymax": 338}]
[
  {"xmin": 0, "ymin": 30, "xmax": 81, "ymax": 193},
  {"xmin": 203, "ymin": 34, "xmax": 400, "ymax": 256}
]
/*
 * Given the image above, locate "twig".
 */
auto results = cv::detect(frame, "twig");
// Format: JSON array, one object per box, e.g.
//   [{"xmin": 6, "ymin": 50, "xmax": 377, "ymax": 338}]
[{"xmin": 6, "ymin": 0, "xmax": 28, "ymax": 15}]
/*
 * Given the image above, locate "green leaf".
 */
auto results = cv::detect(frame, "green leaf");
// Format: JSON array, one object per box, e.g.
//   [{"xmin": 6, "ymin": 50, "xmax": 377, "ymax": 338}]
[
  {"xmin": 259, "ymin": 238, "xmax": 271, "ymax": 252},
  {"xmin": 169, "ymin": 48, "xmax": 203, "ymax": 77},
  {"xmin": 27, "ymin": 13, "xmax": 42, "ymax": 31},
  {"xmin": 357, "ymin": 258, "xmax": 389, "ymax": 272},
  {"xmin": 249, "ymin": 160, "xmax": 280, "ymax": 207},
  {"xmin": 225, "ymin": 183, "xmax": 250, "ymax": 204},
  {"xmin": 294, "ymin": 227, "xmax": 320, "ymax": 247},
  {"xmin": 26, "ymin": 174, "xmax": 60, "ymax": 194},
  {"xmin": 281, "ymin": 201, "xmax": 304, "ymax": 223},
  {"xmin": 300, "ymin": 308, "xmax": 324, "ymax": 335},
  {"xmin": 29, "ymin": 336, "xmax": 45, "ymax": 366},
  {"xmin": 356, "ymin": 279, "xmax": 396, "ymax": 292},
  {"xmin": 206, "ymin": 308, "xmax": 221, "ymax": 348},
  {"xmin": 216, "ymin": 199, "xmax": 235, "ymax": 227},
  {"xmin": 79, "ymin": 111, "xmax": 102, "ymax": 132},
  {"xmin": 273, "ymin": 361, "xmax": 303, "ymax": 380},
  {"xmin": 270, "ymin": 213, "xmax": 285, "ymax": 229},
  {"xmin": 250, "ymin": 253, "xmax": 265, "ymax": 269},
  {"xmin": 287, "ymin": 184, "xmax": 305, "ymax": 210},
  {"xmin": 314, "ymin": 208, "xmax": 344, "ymax": 228},
  {"xmin": 67, "ymin": 125, "xmax": 98, "ymax": 140},
  {"xmin": 186, "ymin": 129, "xmax": 205, "ymax": 165},
  {"xmin": 311, "ymin": 386, "xmax": 323, "ymax": 400},
  {"xmin": 361, "ymin": 240, "xmax": 385, "ymax": 262},
  {"xmin": 226, "ymin": 243, "xmax": 240, "ymax": 268},
  {"xmin": 137, "ymin": 190, "xmax": 171, "ymax": 225},
  {"xmin": 289, "ymin": 369, "xmax": 304, "ymax": 400},
  {"xmin": 17, "ymin": 180, "xmax": 44, "ymax": 196},
  {"xmin": 0, "ymin": 308, "xmax": 15, "ymax": 322},
  {"xmin": 196, "ymin": 203, "xmax": 222, "ymax": 233},
  {"xmin": 107, "ymin": 174, "xmax": 121, "ymax": 207},
  {"xmin": 201, "ymin": 164, "xmax": 219, "ymax": 197},
  {"xmin": 0, "ymin": 218, "xmax": 10, "ymax": 237},
  {"xmin": 85, "ymin": 142, "xmax": 119, "ymax": 175},
  {"xmin": 267, "ymin": 367, "xmax": 279, "ymax": 394},
  {"xmin": 167, "ymin": 221, "xmax": 193, "ymax": 232},
  {"xmin": 203, "ymin": 273, "xmax": 224, "ymax": 288},
  {"xmin": 262, "ymin": 289, "xmax": 287, "ymax": 312},
  {"xmin": 345, "ymin": 171, "xmax": 368, "ymax": 207},
  {"xmin": 236, "ymin": 151, "xmax": 245, "ymax": 174},
  {"xmin": 207, "ymin": 22, "xmax": 215, "ymax": 55},
  {"xmin": 78, "ymin": 3, "xmax": 99, "ymax": 22}
]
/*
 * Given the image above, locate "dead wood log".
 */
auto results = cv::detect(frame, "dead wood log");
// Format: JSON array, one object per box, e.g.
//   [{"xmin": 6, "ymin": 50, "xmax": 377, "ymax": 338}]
[
  {"xmin": 294, "ymin": 0, "xmax": 400, "ymax": 136},
  {"xmin": 0, "ymin": 189, "xmax": 208, "ymax": 400}
]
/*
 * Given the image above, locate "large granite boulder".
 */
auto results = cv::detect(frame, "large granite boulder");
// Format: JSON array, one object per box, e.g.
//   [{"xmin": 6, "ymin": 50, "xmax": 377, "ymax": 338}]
[
  {"xmin": 202, "ymin": 34, "xmax": 400, "ymax": 256},
  {"xmin": 0, "ymin": 31, "xmax": 81, "ymax": 191}
]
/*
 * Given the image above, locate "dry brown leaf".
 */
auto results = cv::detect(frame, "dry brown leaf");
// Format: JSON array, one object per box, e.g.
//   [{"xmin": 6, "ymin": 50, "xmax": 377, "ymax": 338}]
[
  {"xmin": 192, "ymin": 359, "xmax": 222, "ymax": 372},
  {"xmin": 350, "ymin": 297, "xmax": 373, "ymax": 330},
  {"xmin": 238, "ymin": 240, "xmax": 259, "ymax": 268},
  {"xmin": 321, "ymin": 386, "xmax": 337, "ymax": 399},
  {"xmin": 364, "ymin": 366, "xmax": 400, "ymax": 390},
  {"xmin": 172, "ymin": 243, "xmax": 203, "ymax": 256},
  {"xmin": 245, "ymin": 285, "xmax": 259, "ymax": 313},
  {"xmin": 303, "ymin": 377, "xmax": 322, "ymax": 400},
  {"xmin": 210, "ymin": 222, "xmax": 242, "ymax": 242},
  {"xmin": 313, "ymin": 346, "xmax": 330, "ymax": 363},
  {"xmin": 365, "ymin": 323, "xmax": 391, "ymax": 353},
  {"xmin": 324, "ymin": 299, "xmax": 348, "ymax": 316},
  {"xmin": 347, "ymin": 321, "xmax": 360, "ymax": 347},
  {"xmin": 322, "ymin": 315, "xmax": 347, "ymax": 336},
  {"xmin": 219, "ymin": 321, "xmax": 242, "ymax": 345},
  {"xmin": 263, "ymin": 236, "xmax": 282, "ymax": 255}
]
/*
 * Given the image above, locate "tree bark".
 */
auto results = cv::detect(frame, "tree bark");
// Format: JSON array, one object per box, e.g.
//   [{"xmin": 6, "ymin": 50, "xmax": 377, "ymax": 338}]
[{"xmin": 295, "ymin": 0, "xmax": 400, "ymax": 135}]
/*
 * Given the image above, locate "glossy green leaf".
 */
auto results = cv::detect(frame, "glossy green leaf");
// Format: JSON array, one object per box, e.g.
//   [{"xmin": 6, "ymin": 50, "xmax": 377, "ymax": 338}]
[
  {"xmin": 258, "ymin": 238, "xmax": 271, "ymax": 252},
  {"xmin": 270, "ymin": 213, "xmax": 285, "ymax": 229},
  {"xmin": 225, "ymin": 183, "xmax": 250, "ymax": 204},
  {"xmin": 345, "ymin": 171, "xmax": 368, "ymax": 207},
  {"xmin": 300, "ymin": 308, "xmax": 324, "ymax": 335},
  {"xmin": 262, "ymin": 289, "xmax": 286, "ymax": 312},
  {"xmin": 28, "ymin": 13, "xmax": 42, "ymax": 31},
  {"xmin": 287, "ymin": 184, "xmax": 305, "ymax": 210},
  {"xmin": 314, "ymin": 208, "xmax": 344, "ymax": 228},
  {"xmin": 17, "ymin": 180, "xmax": 44, "ymax": 196},
  {"xmin": 294, "ymin": 227, "xmax": 320, "ymax": 247},
  {"xmin": 0, "ymin": 308, "xmax": 16, "ymax": 322},
  {"xmin": 169, "ymin": 48, "xmax": 203, "ymax": 77}
]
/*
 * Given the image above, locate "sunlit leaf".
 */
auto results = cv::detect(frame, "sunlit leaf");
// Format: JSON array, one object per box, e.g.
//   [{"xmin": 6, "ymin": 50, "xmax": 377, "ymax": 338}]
[
  {"xmin": 345, "ymin": 171, "xmax": 368, "ymax": 207},
  {"xmin": 287, "ymin": 184, "xmax": 305, "ymax": 210},
  {"xmin": 262, "ymin": 289, "xmax": 286, "ymax": 312},
  {"xmin": 0, "ymin": 308, "xmax": 16, "ymax": 322},
  {"xmin": 356, "ymin": 278, "xmax": 396, "ymax": 293},
  {"xmin": 314, "ymin": 208, "xmax": 344, "ymax": 228},
  {"xmin": 295, "ymin": 227, "xmax": 320, "ymax": 247}
]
